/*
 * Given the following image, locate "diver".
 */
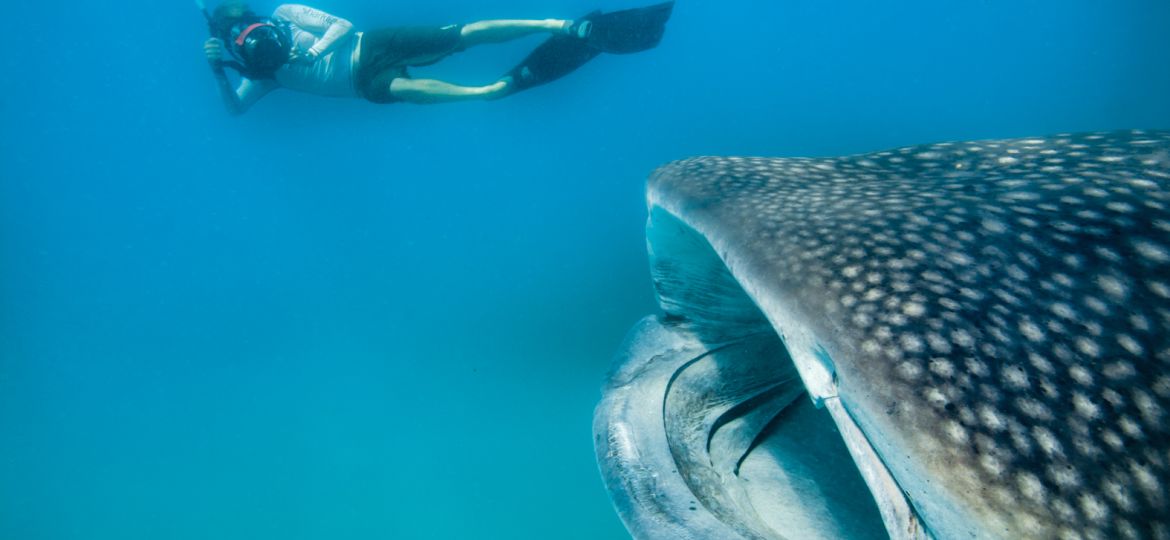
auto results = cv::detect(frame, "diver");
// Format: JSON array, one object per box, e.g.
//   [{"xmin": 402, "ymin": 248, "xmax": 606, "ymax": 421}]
[{"xmin": 201, "ymin": 1, "xmax": 673, "ymax": 114}]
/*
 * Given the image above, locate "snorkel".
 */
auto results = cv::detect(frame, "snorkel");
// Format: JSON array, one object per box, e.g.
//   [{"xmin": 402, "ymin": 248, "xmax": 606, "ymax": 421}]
[
  {"xmin": 195, "ymin": 0, "xmax": 212, "ymax": 26},
  {"xmin": 197, "ymin": 0, "xmax": 246, "ymax": 74}
]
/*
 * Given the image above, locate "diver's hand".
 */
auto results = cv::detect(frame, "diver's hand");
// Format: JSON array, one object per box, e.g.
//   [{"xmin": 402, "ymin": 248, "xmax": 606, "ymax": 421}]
[
  {"xmin": 287, "ymin": 48, "xmax": 320, "ymax": 66},
  {"xmin": 204, "ymin": 38, "xmax": 226, "ymax": 66}
]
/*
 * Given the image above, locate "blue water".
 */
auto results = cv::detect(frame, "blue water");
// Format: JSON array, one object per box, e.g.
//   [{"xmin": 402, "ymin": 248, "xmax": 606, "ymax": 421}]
[{"xmin": 2, "ymin": 1, "xmax": 1168, "ymax": 538}]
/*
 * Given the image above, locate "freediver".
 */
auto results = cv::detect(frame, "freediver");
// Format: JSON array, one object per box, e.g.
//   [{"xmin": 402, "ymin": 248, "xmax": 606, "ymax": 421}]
[{"xmin": 201, "ymin": 1, "xmax": 674, "ymax": 114}]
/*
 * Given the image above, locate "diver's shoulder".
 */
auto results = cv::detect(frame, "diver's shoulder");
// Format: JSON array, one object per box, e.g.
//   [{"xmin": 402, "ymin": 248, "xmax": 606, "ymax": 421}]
[{"xmin": 271, "ymin": 4, "xmax": 309, "ymax": 19}]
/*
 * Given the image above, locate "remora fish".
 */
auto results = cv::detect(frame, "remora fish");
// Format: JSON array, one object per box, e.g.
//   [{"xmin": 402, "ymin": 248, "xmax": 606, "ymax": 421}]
[{"xmin": 594, "ymin": 131, "xmax": 1170, "ymax": 540}]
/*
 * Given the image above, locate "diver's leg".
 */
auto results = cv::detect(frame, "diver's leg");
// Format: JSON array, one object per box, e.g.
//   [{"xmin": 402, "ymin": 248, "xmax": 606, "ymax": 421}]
[
  {"xmin": 458, "ymin": 19, "xmax": 577, "ymax": 48},
  {"xmin": 388, "ymin": 77, "xmax": 511, "ymax": 104}
]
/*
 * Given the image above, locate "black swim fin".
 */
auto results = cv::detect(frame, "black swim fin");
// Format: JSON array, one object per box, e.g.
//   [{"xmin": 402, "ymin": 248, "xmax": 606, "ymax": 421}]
[
  {"xmin": 503, "ymin": 2, "xmax": 674, "ymax": 93},
  {"xmin": 584, "ymin": 1, "xmax": 674, "ymax": 54},
  {"xmin": 504, "ymin": 29, "xmax": 602, "ymax": 93}
]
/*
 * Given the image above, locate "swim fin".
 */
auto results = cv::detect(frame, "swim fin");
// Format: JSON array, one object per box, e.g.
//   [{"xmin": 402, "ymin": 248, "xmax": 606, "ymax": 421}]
[
  {"xmin": 503, "ymin": 2, "xmax": 674, "ymax": 93},
  {"xmin": 504, "ymin": 29, "xmax": 603, "ymax": 93},
  {"xmin": 584, "ymin": 1, "xmax": 674, "ymax": 54}
]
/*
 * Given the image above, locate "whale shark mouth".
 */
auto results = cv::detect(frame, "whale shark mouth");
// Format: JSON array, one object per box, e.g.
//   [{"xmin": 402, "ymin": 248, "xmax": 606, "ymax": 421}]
[{"xmin": 594, "ymin": 207, "xmax": 909, "ymax": 540}]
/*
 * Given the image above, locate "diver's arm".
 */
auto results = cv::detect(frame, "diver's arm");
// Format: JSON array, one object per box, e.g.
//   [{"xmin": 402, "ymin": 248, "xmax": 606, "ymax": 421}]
[
  {"xmin": 274, "ymin": 4, "xmax": 353, "ymax": 58},
  {"xmin": 212, "ymin": 67, "xmax": 246, "ymax": 115},
  {"xmin": 206, "ymin": 38, "xmax": 247, "ymax": 115},
  {"xmin": 205, "ymin": 38, "xmax": 277, "ymax": 115},
  {"xmin": 233, "ymin": 78, "xmax": 279, "ymax": 115},
  {"xmin": 211, "ymin": 69, "xmax": 277, "ymax": 116}
]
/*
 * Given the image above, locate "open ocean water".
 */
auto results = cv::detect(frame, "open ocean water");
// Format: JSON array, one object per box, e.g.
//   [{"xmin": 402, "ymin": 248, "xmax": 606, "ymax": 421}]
[{"xmin": 2, "ymin": 0, "xmax": 1169, "ymax": 538}]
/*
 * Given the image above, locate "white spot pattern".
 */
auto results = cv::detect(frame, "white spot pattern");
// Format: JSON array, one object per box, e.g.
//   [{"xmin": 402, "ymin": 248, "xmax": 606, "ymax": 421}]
[{"xmin": 649, "ymin": 130, "xmax": 1170, "ymax": 539}]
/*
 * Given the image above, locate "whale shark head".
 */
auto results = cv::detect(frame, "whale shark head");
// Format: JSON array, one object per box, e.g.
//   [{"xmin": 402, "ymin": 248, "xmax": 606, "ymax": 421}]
[{"xmin": 595, "ymin": 130, "xmax": 1170, "ymax": 540}]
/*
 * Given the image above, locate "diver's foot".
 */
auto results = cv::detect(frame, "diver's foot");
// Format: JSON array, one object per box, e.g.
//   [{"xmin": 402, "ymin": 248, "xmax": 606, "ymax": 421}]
[
  {"xmin": 562, "ymin": 19, "xmax": 592, "ymax": 39},
  {"xmin": 488, "ymin": 76, "xmax": 515, "ymax": 99}
]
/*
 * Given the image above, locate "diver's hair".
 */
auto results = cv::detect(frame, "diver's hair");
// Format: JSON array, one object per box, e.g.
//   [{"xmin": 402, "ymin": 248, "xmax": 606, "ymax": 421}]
[
  {"xmin": 211, "ymin": 1, "xmax": 256, "ymax": 39},
  {"xmin": 213, "ymin": 1, "xmax": 252, "ymax": 21}
]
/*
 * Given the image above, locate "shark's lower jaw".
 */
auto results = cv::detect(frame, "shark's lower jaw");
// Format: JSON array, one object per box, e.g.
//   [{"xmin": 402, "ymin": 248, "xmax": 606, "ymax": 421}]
[{"xmin": 595, "ymin": 208, "xmax": 920, "ymax": 540}]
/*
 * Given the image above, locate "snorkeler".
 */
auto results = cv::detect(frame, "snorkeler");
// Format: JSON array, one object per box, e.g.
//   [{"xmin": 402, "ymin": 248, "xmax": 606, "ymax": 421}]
[{"xmin": 201, "ymin": 1, "xmax": 673, "ymax": 114}]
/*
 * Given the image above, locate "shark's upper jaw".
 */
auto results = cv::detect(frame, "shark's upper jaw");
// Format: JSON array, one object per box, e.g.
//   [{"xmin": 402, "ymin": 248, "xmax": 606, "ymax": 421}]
[{"xmin": 596, "ymin": 131, "xmax": 1170, "ymax": 540}]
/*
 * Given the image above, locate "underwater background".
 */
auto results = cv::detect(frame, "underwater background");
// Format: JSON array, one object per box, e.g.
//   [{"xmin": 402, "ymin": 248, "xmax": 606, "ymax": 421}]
[{"xmin": 2, "ymin": 0, "xmax": 1169, "ymax": 538}]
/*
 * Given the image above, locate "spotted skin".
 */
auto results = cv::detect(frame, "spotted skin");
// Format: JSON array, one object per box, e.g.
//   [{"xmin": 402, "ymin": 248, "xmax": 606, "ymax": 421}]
[{"xmin": 645, "ymin": 131, "xmax": 1170, "ymax": 539}]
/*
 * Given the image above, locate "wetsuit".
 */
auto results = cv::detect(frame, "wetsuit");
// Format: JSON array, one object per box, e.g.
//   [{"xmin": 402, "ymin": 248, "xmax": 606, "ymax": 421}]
[{"xmin": 233, "ymin": 4, "xmax": 464, "ymax": 108}]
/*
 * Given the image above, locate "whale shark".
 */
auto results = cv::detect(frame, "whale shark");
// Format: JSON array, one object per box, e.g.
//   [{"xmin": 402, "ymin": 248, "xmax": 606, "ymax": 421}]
[{"xmin": 594, "ymin": 131, "xmax": 1170, "ymax": 540}]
